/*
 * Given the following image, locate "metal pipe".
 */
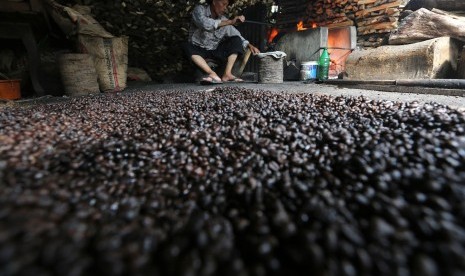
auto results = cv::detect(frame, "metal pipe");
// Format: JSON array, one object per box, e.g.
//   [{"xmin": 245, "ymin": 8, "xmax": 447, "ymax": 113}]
[
  {"xmin": 243, "ymin": 20, "xmax": 273, "ymax": 26},
  {"xmin": 323, "ymin": 79, "xmax": 397, "ymax": 86},
  {"xmin": 323, "ymin": 79, "xmax": 465, "ymax": 90},
  {"xmin": 396, "ymin": 79, "xmax": 465, "ymax": 89}
]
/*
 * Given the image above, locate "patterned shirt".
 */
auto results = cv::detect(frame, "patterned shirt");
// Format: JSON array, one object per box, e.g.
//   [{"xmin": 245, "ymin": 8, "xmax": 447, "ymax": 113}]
[{"xmin": 188, "ymin": 4, "xmax": 249, "ymax": 51}]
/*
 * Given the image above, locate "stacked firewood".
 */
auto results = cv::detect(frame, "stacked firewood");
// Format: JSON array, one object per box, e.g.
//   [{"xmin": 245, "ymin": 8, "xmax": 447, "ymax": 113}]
[
  {"xmin": 355, "ymin": 0, "xmax": 402, "ymax": 47},
  {"xmin": 304, "ymin": 0, "xmax": 358, "ymax": 29},
  {"xmin": 301, "ymin": 0, "xmax": 402, "ymax": 47},
  {"xmin": 56, "ymin": 0, "xmax": 272, "ymax": 82}
]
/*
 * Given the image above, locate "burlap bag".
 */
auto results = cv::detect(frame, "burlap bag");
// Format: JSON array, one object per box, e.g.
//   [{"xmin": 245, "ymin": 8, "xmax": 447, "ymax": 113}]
[{"xmin": 78, "ymin": 35, "xmax": 128, "ymax": 92}]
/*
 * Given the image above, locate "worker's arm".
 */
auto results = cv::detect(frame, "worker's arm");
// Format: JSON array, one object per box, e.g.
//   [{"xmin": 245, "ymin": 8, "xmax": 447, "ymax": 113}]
[{"xmin": 218, "ymin": 15, "xmax": 245, "ymax": 27}]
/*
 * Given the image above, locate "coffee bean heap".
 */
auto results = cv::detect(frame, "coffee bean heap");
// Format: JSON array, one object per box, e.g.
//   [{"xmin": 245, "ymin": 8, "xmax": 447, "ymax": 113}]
[{"xmin": 1, "ymin": 87, "xmax": 465, "ymax": 276}]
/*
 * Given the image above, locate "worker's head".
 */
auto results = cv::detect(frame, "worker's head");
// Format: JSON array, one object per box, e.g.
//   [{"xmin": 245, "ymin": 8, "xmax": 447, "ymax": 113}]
[{"xmin": 209, "ymin": 0, "xmax": 232, "ymax": 17}]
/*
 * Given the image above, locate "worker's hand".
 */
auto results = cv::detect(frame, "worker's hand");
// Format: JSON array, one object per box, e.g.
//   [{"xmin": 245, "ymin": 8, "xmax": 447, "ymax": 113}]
[
  {"xmin": 232, "ymin": 15, "xmax": 245, "ymax": 25},
  {"xmin": 248, "ymin": 43, "xmax": 260, "ymax": 55}
]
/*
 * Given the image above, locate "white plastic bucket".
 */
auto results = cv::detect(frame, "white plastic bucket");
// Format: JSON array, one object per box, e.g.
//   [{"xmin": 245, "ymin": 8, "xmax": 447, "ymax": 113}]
[{"xmin": 300, "ymin": 61, "xmax": 318, "ymax": 81}]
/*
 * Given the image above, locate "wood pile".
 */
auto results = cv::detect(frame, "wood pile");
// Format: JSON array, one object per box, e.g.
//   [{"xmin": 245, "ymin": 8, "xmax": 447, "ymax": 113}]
[
  {"xmin": 298, "ymin": 0, "xmax": 403, "ymax": 47},
  {"xmin": 354, "ymin": 0, "xmax": 465, "ymax": 47},
  {"xmin": 355, "ymin": 0, "xmax": 402, "ymax": 47},
  {"xmin": 304, "ymin": 0, "xmax": 357, "ymax": 29},
  {"xmin": 389, "ymin": 8, "xmax": 465, "ymax": 45},
  {"xmin": 55, "ymin": 0, "xmax": 272, "ymax": 82}
]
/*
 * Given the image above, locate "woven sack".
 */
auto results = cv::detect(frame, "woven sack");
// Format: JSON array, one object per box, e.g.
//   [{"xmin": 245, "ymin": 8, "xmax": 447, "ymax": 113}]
[
  {"xmin": 78, "ymin": 35, "xmax": 128, "ymax": 92},
  {"xmin": 58, "ymin": 53, "xmax": 99, "ymax": 96}
]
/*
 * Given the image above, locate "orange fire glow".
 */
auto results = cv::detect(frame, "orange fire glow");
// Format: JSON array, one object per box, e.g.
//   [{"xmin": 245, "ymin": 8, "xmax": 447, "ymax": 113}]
[
  {"xmin": 328, "ymin": 32, "xmax": 336, "ymax": 49},
  {"xmin": 268, "ymin": 28, "xmax": 279, "ymax": 43},
  {"xmin": 297, "ymin": 21, "xmax": 307, "ymax": 31},
  {"xmin": 312, "ymin": 22, "xmax": 318, "ymax": 28}
]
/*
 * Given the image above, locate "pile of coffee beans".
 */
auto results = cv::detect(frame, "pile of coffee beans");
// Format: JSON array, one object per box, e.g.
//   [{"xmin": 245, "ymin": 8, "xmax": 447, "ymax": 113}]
[{"xmin": 1, "ymin": 87, "xmax": 464, "ymax": 276}]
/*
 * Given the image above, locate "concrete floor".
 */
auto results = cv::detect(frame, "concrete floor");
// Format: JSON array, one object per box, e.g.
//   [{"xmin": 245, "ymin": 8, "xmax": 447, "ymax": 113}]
[
  {"xmin": 3, "ymin": 81, "xmax": 465, "ymax": 110},
  {"xmin": 127, "ymin": 81, "xmax": 465, "ymax": 110}
]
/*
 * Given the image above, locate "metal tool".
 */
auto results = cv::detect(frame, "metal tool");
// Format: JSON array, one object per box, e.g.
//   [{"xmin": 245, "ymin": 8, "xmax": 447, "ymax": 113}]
[{"xmin": 243, "ymin": 20, "xmax": 273, "ymax": 26}]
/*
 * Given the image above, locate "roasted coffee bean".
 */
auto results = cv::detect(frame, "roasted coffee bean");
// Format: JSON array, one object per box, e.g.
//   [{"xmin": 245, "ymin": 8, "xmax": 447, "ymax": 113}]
[{"xmin": 0, "ymin": 88, "xmax": 464, "ymax": 275}]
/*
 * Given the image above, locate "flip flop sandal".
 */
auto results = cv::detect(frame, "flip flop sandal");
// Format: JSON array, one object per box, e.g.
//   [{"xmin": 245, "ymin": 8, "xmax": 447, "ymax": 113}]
[
  {"xmin": 227, "ymin": 78, "xmax": 244, "ymax": 82},
  {"xmin": 200, "ymin": 77, "xmax": 223, "ymax": 85}
]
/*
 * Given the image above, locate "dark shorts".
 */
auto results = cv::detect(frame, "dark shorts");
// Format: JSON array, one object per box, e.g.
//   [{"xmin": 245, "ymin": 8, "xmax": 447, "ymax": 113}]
[{"xmin": 183, "ymin": 36, "xmax": 245, "ymax": 62}]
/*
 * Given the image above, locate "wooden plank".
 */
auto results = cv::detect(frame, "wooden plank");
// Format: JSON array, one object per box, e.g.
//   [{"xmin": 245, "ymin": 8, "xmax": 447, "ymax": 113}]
[
  {"xmin": 357, "ymin": 0, "xmax": 378, "ymax": 5},
  {"xmin": 390, "ymin": 8, "xmax": 465, "ymax": 45},
  {"xmin": 355, "ymin": 1, "xmax": 402, "ymax": 17},
  {"xmin": 237, "ymin": 48, "xmax": 252, "ymax": 77},
  {"xmin": 346, "ymin": 37, "xmax": 460, "ymax": 80},
  {"xmin": 355, "ymin": 10, "xmax": 400, "ymax": 22},
  {"xmin": 358, "ymin": 28, "xmax": 393, "ymax": 35},
  {"xmin": 359, "ymin": 0, "xmax": 400, "ymax": 10},
  {"xmin": 356, "ymin": 7, "xmax": 400, "ymax": 18},
  {"xmin": 357, "ymin": 15, "xmax": 398, "ymax": 26},
  {"xmin": 357, "ymin": 21, "xmax": 398, "ymax": 33},
  {"xmin": 325, "ymin": 21, "xmax": 355, "ymax": 29}
]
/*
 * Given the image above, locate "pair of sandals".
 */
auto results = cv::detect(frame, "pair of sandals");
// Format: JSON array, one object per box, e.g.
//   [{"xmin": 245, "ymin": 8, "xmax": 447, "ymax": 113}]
[{"xmin": 200, "ymin": 76, "xmax": 244, "ymax": 85}]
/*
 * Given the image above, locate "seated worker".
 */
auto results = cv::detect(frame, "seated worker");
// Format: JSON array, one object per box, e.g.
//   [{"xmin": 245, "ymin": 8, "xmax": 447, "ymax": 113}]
[{"xmin": 184, "ymin": 0, "xmax": 260, "ymax": 84}]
